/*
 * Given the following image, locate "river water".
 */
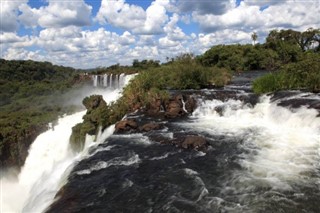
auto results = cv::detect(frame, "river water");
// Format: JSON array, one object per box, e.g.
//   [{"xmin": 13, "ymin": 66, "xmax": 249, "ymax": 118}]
[{"xmin": 1, "ymin": 73, "xmax": 320, "ymax": 212}]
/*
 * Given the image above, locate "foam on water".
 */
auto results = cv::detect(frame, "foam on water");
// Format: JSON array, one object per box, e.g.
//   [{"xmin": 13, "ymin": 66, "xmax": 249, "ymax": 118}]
[
  {"xmin": 185, "ymin": 95, "xmax": 320, "ymax": 191},
  {"xmin": 76, "ymin": 154, "xmax": 141, "ymax": 176}
]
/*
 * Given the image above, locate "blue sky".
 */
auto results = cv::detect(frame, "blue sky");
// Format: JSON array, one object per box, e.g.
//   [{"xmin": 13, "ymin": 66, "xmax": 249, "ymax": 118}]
[{"xmin": 1, "ymin": 0, "xmax": 319, "ymax": 68}]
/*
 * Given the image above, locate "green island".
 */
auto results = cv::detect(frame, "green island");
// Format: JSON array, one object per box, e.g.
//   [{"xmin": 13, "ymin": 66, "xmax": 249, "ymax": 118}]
[{"xmin": 1, "ymin": 28, "xmax": 319, "ymax": 171}]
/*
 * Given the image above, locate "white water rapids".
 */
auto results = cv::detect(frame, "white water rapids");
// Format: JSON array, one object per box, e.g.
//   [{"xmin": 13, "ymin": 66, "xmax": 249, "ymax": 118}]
[
  {"xmin": 1, "ymin": 76, "xmax": 320, "ymax": 212},
  {"xmin": 1, "ymin": 75, "xmax": 134, "ymax": 213},
  {"xmin": 186, "ymin": 94, "xmax": 320, "ymax": 194}
]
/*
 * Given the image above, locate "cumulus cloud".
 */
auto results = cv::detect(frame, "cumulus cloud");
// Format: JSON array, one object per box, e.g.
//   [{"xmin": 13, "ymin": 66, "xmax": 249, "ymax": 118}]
[
  {"xmin": 96, "ymin": 0, "xmax": 169, "ymax": 34},
  {"xmin": 192, "ymin": 0, "xmax": 320, "ymax": 33},
  {"xmin": 18, "ymin": 0, "xmax": 92, "ymax": 29},
  {"xmin": 0, "ymin": 0, "xmax": 28, "ymax": 32},
  {"xmin": 96, "ymin": 0, "xmax": 145, "ymax": 29}
]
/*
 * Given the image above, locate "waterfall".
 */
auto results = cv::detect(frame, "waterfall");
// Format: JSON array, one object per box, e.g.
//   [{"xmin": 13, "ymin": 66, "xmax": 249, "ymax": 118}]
[
  {"xmin": 1, "ymin": 74, "xmax": 136, "ymax": 213},
  {"xmin": 92, "ymin": 73, "xmax": 130, "ymax": 89},
  {"xmin": 92, "ymin": 75, "xmax": 98, "ymax": 87}
]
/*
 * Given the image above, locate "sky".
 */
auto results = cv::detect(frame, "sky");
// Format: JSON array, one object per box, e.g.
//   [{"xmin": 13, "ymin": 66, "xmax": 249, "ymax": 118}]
[{"xmin": 1, "ymin": 0, "xmax": 319, "ymax": 69}]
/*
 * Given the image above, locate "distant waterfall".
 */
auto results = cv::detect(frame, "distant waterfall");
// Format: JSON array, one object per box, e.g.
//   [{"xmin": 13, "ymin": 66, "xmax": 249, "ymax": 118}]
[{"xmin": 92, "ymin": 74, "xmax": 127, "ymax": 89}]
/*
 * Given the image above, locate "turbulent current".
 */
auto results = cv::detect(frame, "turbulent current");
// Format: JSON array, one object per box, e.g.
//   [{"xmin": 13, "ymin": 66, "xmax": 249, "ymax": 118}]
[{"xmin": 2, "ymin": 74, "xmax": 320, "ymax": 212}]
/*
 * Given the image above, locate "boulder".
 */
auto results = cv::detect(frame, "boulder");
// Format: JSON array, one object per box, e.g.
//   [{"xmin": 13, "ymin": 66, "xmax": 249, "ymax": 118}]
[
  {"xmin": 146, "ymin": 98, "xmax": 163, "ymax": 115},
  {"xmin": 139, "ymin": 122, "xmax": 161, "ymax": 132},
  {"xmin": 181, "ymin": 135, "xmax": 207, "ymax": 150},
  {"xmin": 115, "ymin": 119, "xmax": 138, "ymax": 133},
  {"xmin": 185, "ymin": 95, "xmax": 197, "ymax": 113},
  {"xmin": 164, "ymin": 94, "xmax": 197, "ymax": 118},
  {"xmin": 165, "ymin": 99, "xmax": 184, "ymax": 118}
]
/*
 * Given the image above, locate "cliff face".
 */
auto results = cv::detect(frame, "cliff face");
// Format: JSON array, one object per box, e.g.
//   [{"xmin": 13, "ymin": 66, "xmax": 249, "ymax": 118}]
[
  {"xmin": 0, "ymin": 124, "xmax": 47, "ymax": 172},
  {"xmin": 0, "ymin": 59, "xmax": 77, "ymax": 172}
]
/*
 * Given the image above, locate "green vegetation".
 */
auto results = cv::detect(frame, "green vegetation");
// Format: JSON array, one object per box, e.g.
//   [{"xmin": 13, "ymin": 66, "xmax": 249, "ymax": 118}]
[
  {"xmin": 252, "ymin": 28, "xmax": 320, "ymax": 93},
  {"xmin": 0, "ymin": 59, "xmax": 83, "ymax": 169},
  {"xmin": 253, "ymin": 53, "xmax": 320, "ymax": 93},
  {"xmin": 70, "ymin": 54, "xmax": 232, "ymax": 151},
  {"xmin": 198, "ymin": 28, "xmax": 319, "ymax": 72}
]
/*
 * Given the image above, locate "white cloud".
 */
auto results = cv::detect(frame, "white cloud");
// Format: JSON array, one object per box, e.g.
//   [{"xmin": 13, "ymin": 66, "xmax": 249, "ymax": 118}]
[
  {"xmin": 96, "ymin": 0, "xmax": 169, "ymax": 35},
  {"xmin": 0, "ymin": 0, "xmax": 28, "ymax": 32},
  {"xmin": 192, "ymin": 0, "xmax": 320, "ymax": 33},
  {"xmin": 18, "ymin": 0, "xmax": 92, "ymax": 29},
  {"xmin": 0, "ymin": 32, "xmax": 27, "ymax": 43},
  {"xmin": 96, "ymin": 0, "xmax": 146, "ymax": 30},
  {"xmin": 119, "ymin": 31, "xmax": 136, "ymax": 45}
]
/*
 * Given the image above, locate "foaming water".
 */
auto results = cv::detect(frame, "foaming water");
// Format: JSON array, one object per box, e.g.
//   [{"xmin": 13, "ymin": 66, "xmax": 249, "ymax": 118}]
[
  {"xmin": 183, "ymin": 94, "xmax": 320, "ymax": 206},
  {"xmin": 1, "ymin": 75, "xmax": 135, "ymax": 212}
]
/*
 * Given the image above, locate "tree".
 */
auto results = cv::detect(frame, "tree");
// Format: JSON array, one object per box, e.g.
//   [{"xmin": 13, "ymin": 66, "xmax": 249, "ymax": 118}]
[{"xmin": 251, "ymin": 32, "xmax": 258, "ymax": 45}]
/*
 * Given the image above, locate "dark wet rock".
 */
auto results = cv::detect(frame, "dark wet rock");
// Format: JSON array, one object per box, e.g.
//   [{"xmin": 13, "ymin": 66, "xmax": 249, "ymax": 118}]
[
  {"xmin": 115, "ymin": 119, "xmax": 138, "ymax": 133},
  {"xmin": 184, "ymin": 95, "xmax": 197, "ymax": 113},
  {"xmin": 139, "ymin": 122, "xmax": 162, "ymax": 132},
  {"xmin": 165, "ymin": 98, "xmax": 185, "ymax": 118},
  {"xmin": 164, "ymin": 94, "xmax": 196, "ymax": 118},
  {"xmin": 181, "ymin": 135, "xmax": 207, "ymax": 150},
  {"xmin": 270, "ymin": 91, "xmax": 302, "ymax": 102},
  {"xmin": 214, "ymin": 106, "xmax": 224, "ymax": 116},
  {"xmin": 276, "ymin": 98, "xmax": 320, "ymax": 116},
  {"xmin": 269, "ymin": 91, "xmax": 320, "ymax": 115},
  {"xmin": 160, "ymin": 132, "xmax": 208, "ymax": 151},
  {"xmin": 190, "ymin": 89, "xmax": 259, "ymax": 108}
]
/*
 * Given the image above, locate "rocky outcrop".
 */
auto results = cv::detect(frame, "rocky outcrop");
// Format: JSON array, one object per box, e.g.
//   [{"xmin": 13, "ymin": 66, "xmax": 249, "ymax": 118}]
[
  {"xmin": 145, "ymin": 94, "xmax": 196, "ymax": 119},
  {"xmin": 114, "ymin": 120, "xmax": 162, "ymax": 133},
  {"xmin": 70, "ymin": 95, "xmax": 109, "ymax": 152},
  {"xmin": 114, "ymin": 119, "xmax": 138, "ymax": 133},
  {"xmin": 165, "ymin": 94, "xmax": 196, "ymax": 118}
]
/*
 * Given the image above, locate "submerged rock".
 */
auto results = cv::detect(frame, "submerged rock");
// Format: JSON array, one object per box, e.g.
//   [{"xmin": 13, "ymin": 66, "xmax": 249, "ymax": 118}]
[{"xmin": 181, "ymin": 135, "xmax": 207, "ymax": 150}]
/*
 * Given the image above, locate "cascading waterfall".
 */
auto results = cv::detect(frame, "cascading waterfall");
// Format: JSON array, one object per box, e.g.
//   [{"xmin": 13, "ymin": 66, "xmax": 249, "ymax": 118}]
[
  {"xmin": 1, "ymin": 74, "xmax": 135, "ymax": 213},
  {"xmin": 92, "ymin": 73, "xmax": 126, "ymax": 89}
]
